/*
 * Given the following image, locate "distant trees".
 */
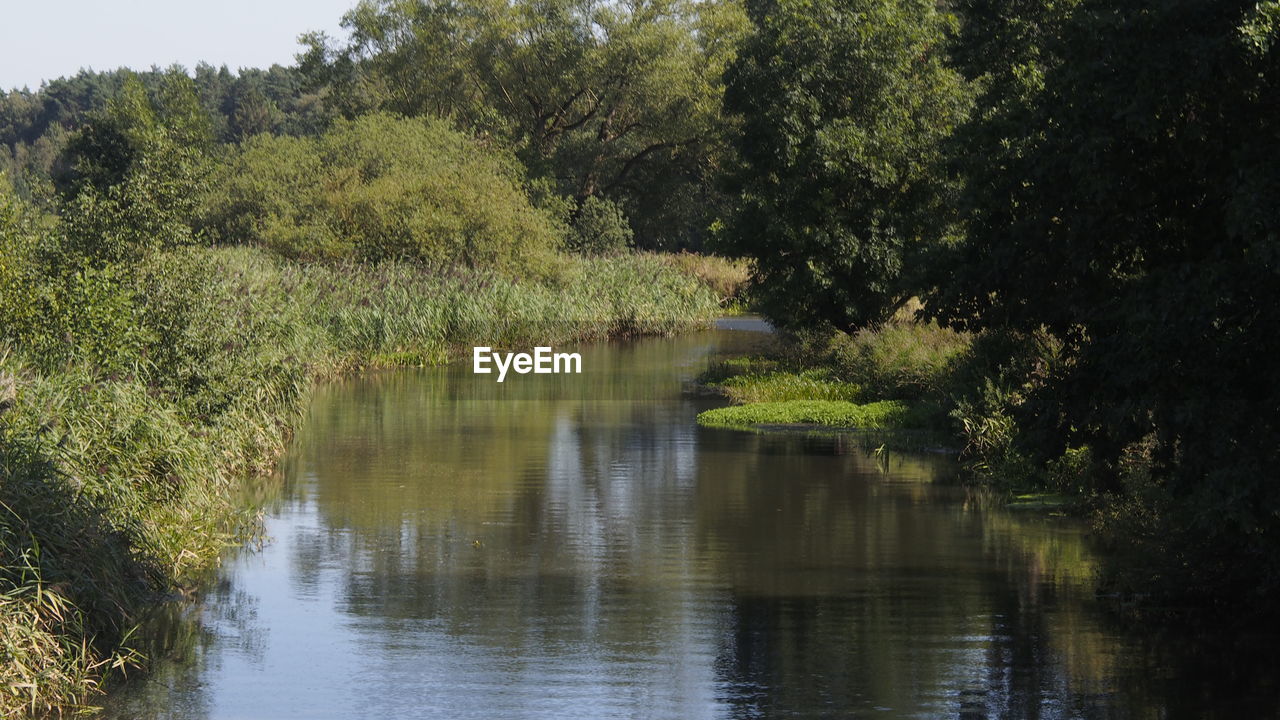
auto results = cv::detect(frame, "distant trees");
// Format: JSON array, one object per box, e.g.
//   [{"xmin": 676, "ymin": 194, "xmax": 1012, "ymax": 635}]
[
  {"xmin": 719, "ymin": 0, "xmax": 970, "ymax": 331},
  {"xmin": 0, "ymin": 65, "xmax": 329, "ymax": 203}
]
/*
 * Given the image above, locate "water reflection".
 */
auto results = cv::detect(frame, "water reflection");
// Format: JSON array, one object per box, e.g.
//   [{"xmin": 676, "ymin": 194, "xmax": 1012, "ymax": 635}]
[{"xmin": 101, "ymin": 326, "xmax": 1278, "ymax": 719}]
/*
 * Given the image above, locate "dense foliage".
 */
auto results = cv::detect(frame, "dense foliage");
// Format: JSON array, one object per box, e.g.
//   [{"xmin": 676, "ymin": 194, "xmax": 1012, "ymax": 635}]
[
  {"xmin": 931, "ymin": 0, "xmax": 1280, "ymax": 607},
  {"xmin": 0, "ymin": 65, "xmax": 328, "ymax": 202},
  {"xmin": 300, "ymin": 0, "xmax": 749, "ymax": 249},
  {"xmin": 57, "ymin": 72, "xmax": 214, "ymax": 266},
  {"xmin": 719, "ymin": 0, "xmax": 970, "ymax": 330},
  {"xmin": 200, "ymin": 113, "xmax": 563, "ymax": 275},
  {"xmin": 715, "ymin": 0, "xmax": 1280, "ymax": 614}
]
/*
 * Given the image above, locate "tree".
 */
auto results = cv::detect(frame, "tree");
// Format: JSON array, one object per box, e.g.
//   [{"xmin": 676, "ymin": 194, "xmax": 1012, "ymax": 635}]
[
  {"xmin": 720, "ymin": 0, "xmax": 970, "ymax": 331},
  {"xmin": 934, "ymin": 0, "xmax": 1280, "ymax": 601},
  {"xmin": 300, "ymin": 0, "xmax": 749, "ymax": 249},
  {"xmin": 57, "ymin": 71, "xmax": 214, "ymax": 265}
]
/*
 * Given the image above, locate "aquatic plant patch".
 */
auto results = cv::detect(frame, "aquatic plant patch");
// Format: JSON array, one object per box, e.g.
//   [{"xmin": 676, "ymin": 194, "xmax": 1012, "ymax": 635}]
[{"xmin": 696, "ymin": 400, "xmax": 914, "ymax": 429}]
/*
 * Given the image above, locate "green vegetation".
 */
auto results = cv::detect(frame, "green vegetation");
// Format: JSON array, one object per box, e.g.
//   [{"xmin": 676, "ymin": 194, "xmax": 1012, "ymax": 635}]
[
  {"xmin": 1, "ymin": 65, "xmax": 329, "ymax": 202},
  {"xmin": 694, "ymin": 320, "xmax": 952, "ymax": 432},
  {"xmin": 706, "ymin": 369, "xmax": 859, "ymax": 404},
  {"xmin": 301, "ymin": 0, "xmax": 750, "ymax": 250},
  {"xmin": 567, "ymin": 196, "xmax": 633, "ymax": 256},
  {"xmin": 698, "ymin": 400, "xmax": 911, "ymax": 429},
  {"xmin": 3, "ymin": 0, "xmax": 1280, "ymax": 707},
  {"xmin": 200, "ymin": 114, "xmax": 563, "ymax": 275},
  {"xmin": 696, "ymin": 317, "xmax": 965, "ymax": 430},
  {"xmin": 0, "ymin": 59, "xmax": 720, "ymax": 712},
  {"xmin": 0, "ymin": 241, "xmax": 716, "ymax": 716},
  {"xmin": 708, "ymin": 0, "xmax": 1280, "ymax": 621},
  {"xmin": 824, "ymin": 319, "xmax": 970, "ymax": 403},
  {"xmin": 656, "ymin": 252, "xmax": 751, "ymax": 307},
  {"xmin": 719, "ymin": 0, "xmax": 970, "ymax": 330}
]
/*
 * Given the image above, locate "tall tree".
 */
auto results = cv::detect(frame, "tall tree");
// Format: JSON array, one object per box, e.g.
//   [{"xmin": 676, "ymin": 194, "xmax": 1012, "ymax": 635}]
[
  {"xmin": 720, "ymin": 0, "xmax": 971, "ymax": 331},
  {"xmin": 300, "ymin": 0, "xmax": 748, "ymax": 248}
]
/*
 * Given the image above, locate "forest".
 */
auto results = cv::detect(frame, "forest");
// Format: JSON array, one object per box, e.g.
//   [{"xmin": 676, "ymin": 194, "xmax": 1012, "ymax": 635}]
[{"xmin": 2, "ymin": 0, "xmax": 1279, "ymax": 714}]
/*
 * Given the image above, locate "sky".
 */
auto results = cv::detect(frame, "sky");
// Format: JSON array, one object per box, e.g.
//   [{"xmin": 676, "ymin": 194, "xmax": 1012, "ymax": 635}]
[{"xmin": 1, "ymin": 0, "xmax": 360, "ymax": 91}]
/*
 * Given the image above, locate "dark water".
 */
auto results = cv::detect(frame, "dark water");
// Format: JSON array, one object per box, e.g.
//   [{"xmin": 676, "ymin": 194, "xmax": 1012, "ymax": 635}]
[{"xmin": 101, "ymin": 321, "xmax": 1279, "ymax": 719}]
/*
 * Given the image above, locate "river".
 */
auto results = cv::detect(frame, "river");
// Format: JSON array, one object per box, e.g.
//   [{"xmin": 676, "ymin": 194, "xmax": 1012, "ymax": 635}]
[{"xmin": 100, "ymin": 320, "xmax": 1279, "ymax": 719}]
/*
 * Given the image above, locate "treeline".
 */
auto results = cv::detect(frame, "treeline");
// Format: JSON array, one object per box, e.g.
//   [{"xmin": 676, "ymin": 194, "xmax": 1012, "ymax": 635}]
[
  {"xmin": 713, "ymin": 0, "xmax": 1280, "ymax": 618},
  {"xmin": 0, "ymin": 64, "xmax": 329, "ymax": 199},
  {"xmin": 3, "ymin": 0, "xmax": 749, "ymax": 252}
]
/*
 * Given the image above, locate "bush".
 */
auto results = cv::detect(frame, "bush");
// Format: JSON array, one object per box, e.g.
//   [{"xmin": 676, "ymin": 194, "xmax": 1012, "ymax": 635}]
[
  {"xmin": 56, "ymin": 72, "xmax": 213, "ymax": 267},
  {"xmin": 826, "ymin": 320, "xmax": 971, "ymax": 402},
  {"xmin": 568, "ymin": 195, "xmax": 633, "ymax": 255},
  {"xmin": 1, "ymin": 190, "xmax": 152, "ymax": 376},
  {"xmin": 199, "ymin": 114, "xmax": 564, "ymax": 277},
  {"xmin": 938, "ymin": 329, "xmax": 1066, "ymax": 485}
]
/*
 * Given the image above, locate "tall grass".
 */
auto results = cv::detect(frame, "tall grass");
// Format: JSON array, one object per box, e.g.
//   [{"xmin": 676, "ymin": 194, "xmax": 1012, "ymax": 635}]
[
  {"xmin": 0, "ymin": 246, "xmax": 718, "ymax": 717},
  {"xmin": 825, "ymin": 320, "xmax": 971, "ymax": 402},
  {"xmin": 656, "ymin": 252, "xmax": 751, "ymax": 306},
  {"xmin": 706, "ymin": 369, "xmax": 861, "ymax": 404}
]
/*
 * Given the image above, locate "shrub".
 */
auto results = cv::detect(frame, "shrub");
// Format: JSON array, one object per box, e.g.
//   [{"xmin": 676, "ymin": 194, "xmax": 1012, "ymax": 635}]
[
  {"xmin": 567, "ymin": 195, "xmax": 633, "ymax": 255},
  {"xmin": 696, "ymin": 357, "xmax": 782, "ymax": 385},
  {"xmin": 56, "ymin": 72, "xmax": 213, "ymax": 266},
  {"xmin": 199, "ymin": 114, "xmax": 564, "ymax": 277},
  {"xmin": 1, "ymin": 191, "xmax": 151, "ymax": 375},
  {"xmin": 658, "ymin": 252, "xmax": 751, "ymax": 305},
  {"xmin": 714, "ymin": 370, "xmax": 860, "ymax": 404}
]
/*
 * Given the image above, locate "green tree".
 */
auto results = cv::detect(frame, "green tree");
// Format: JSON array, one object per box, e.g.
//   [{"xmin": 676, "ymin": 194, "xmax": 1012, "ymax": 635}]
[
  {"xmin": 230, "ymin": 85, "xmax": 283, "ymax": 140},
  {"xmin": 720, "ymin": 0, "xmax": 970, "ymax": 331},
  {"xmin": 934, "ymin": 0, "xmax": 1280, "ymax": 602},
  {"xmin": 57, "ymin": 71, "xmax": 214, "ymax": 265},
  {"xmin": 301, "ymin": 0, "xmax": 748, "ymax": 249},
  {"xmin": 199, "ymin": 113, "xmax": 563, "ymax": 276},
  {"xmin": 568, "ymin": 195, "xmax": 633, "ymax": 255}
]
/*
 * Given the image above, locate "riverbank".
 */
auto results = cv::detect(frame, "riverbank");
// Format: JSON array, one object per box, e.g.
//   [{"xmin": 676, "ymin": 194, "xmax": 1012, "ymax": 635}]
[
  {"xmin": 691, "ymin": 316, "xmax": 1280, "ymax": 625},
  {"xmin": 0, "ymin": 246, "xmax": 720, "ymax": 717}
]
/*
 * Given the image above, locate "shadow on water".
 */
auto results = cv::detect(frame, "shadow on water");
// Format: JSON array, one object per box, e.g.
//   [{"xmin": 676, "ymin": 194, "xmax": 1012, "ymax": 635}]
[{"xmin": 99, "ymin": 322, "xmax": 1280, "ymax": 719}]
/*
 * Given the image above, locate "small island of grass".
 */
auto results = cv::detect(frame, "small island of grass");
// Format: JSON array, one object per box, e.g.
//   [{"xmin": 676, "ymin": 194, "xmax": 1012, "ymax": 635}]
[{"xmin": 697, "ymin": 399, "xmax": 913, "ymax": 429}]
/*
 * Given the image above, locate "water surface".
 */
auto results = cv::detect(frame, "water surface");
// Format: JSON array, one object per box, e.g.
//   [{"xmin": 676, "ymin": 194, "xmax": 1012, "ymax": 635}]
[{"xmin": 102, "ymin": 323, "xmax": 1279, "ymax": 719}]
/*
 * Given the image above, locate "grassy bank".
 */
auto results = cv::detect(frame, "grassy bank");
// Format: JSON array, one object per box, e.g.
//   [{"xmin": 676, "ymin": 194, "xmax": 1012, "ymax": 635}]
[
  {"xmin": 0, "ymin": 246, "xmax": 718, "ymax": 716},
  {"xmin": 696, "ymin": 316, "xmax": 1267, "ymax": 619}
]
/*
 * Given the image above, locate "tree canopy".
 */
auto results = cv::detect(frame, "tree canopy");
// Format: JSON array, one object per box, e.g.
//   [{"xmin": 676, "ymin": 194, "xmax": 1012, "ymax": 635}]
[
  {"xmin": 300, "ymin": 0, "xmax": 749, "ymax": 249},
  {"xmin": 719, "ymin": 0, "xmax": 971, "ymax": 331}
]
